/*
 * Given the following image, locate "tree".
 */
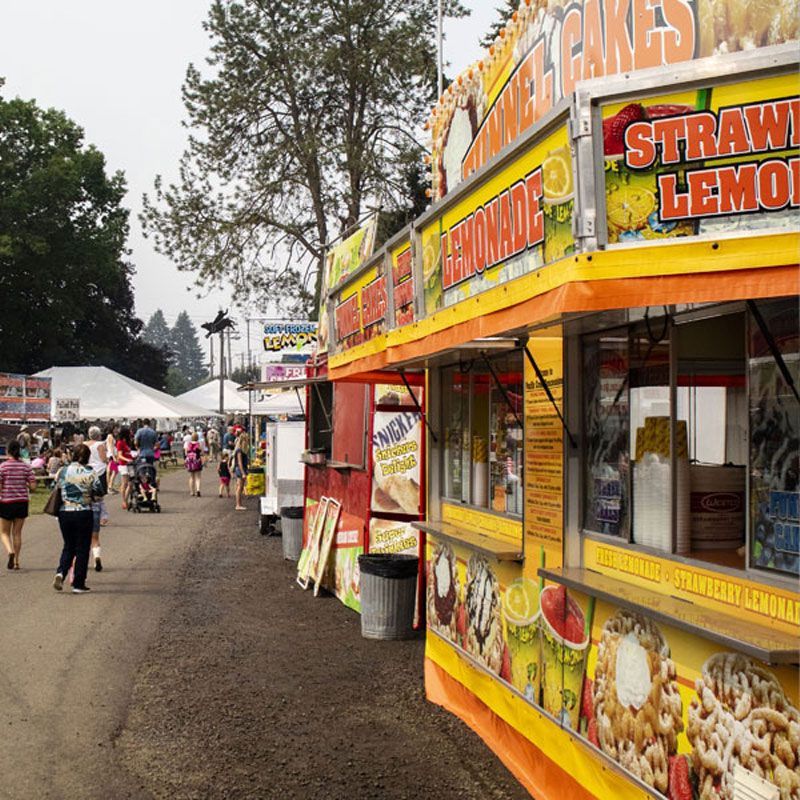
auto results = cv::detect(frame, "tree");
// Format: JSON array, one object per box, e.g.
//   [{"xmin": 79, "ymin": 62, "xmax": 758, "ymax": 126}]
[
  {"xmin": 0, "ymin": 84, "xmax": 168, "ymax": 389},
  {"xmin": 480, "ymin": 1, "xmax": 519, "ymax": 48},
  {"xmin": 143, "ymin": 309, "xmax": 172, "ymax": 355},
  {"xmin": 142, "ymin": 0, "xmax": 467, "ymax": 316},
  {"xmin": 169, "ymin": 312, "xmax": 207, "ymax": 389}
]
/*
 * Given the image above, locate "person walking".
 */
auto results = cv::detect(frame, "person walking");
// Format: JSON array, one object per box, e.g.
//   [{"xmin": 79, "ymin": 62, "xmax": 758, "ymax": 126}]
[
  {"xmin": 53, "ymin": 444, "xmax": 103, "ymax": 593},
  {"xmin": 134, "ymin": 418, "xmax": 157, "ymax": 462},
  {"xmin": 206, "ymin": 426, "xmax": 220, "ymax": 462},
  {"xmin": 233, "ymin": 432, "xmax": 250, "ymax": 511},
  {"xmin": 185, "ymin": 432, "xmax": 204, "ymax": 497},
  {"xmin": 86, "ymin": 426, "xmax": 108, "ymax": 572},
  {"xmin": 217, "ymin": 453, "xmax": 231, "ymax": 498},
  {"xmin": 105, "ymin": 425, "xmax": 119, "ymax": 494},
  {"xmin": 0, "ymin": 440, "xmax": 37, "ymax": 570},
  {"xmin": 116, "ymin": 427, "xmax": 134, "ymax": 509}
]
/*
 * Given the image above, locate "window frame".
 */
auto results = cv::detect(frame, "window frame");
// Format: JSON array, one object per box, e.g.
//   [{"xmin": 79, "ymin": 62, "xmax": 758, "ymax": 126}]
[
  {"xmin": 439, "ymin": 350, "xmax": 525, "ymax": 520},
  {"xmin": 576, "ymin": 303, "xmax": 800, "ymax": 593}
]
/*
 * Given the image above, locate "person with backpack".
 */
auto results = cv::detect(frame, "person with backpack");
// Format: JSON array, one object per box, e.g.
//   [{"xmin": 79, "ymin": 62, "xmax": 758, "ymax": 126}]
[{"xmin": 185, "ymin": 432, "xmax": 204, "ymax": 497}]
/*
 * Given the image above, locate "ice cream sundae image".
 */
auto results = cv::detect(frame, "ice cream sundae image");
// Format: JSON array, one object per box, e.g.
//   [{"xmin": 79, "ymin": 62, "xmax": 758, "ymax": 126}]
[
  {"xmin": 592, "ymin": 610, "xmax": 683, "ymax": 793},
  {"xmin": 427, "ymin": 543, "xmax": 460, "ymax": 641},
  {"xmin": 463, "ymin": 555, "xmax": 503, "ymax": 674}
]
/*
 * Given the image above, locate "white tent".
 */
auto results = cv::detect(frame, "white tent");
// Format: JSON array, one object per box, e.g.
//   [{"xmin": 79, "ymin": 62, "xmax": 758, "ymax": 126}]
[
  {"xmin": 251, "ymin": 390, "xmax": 305, "ymax": 417},
  {"xmin": 177, "ymin": 379, "xmax": 249, "ymax": 414},
  {"xmin": 35, "ymin": 366, "xmax": 215, "ymax": 421}
]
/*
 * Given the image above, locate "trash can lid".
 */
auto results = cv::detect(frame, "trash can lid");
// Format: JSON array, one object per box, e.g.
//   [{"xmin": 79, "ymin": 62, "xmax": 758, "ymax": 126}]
[
  {"xmin": 358, "ymin": 554, "xmax": 418, "ymax": 579},
  {"xmin": 280, "ymin": 506, "xmax": 304, "ymax": 519}
]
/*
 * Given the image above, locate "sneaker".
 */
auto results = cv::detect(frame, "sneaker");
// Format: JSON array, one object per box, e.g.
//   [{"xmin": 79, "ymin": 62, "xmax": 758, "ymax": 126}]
[
  {"xmin": 196, "ymin": 491, "xmax": 201, "ymax": 497},
  {"xmin": 94, "ymin": 557, "xmax": 103, "ymax": 573},
  {"xmin": 53, "ymin": 573, "xmax": 64, "ymax": 591},
  {"xmin": 72, "ymin": 585, "xmax": 91, "ymax": 594}
]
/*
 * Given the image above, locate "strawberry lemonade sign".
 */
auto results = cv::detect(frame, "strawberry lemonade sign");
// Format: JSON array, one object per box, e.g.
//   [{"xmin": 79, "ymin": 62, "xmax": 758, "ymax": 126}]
[{"xmin": 603, "ymin": 73, "xmax": 799, "ymax": 243}]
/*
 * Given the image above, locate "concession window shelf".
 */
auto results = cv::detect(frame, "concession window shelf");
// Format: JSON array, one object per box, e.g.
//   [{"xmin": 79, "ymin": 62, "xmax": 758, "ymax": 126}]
[
  {"xmin": 539, "ymin": 567, "xmax": 800, "ymax": 666},
  {"xmin": 413, "ymin": 521, "xmax": 523, "ymax": 562}
]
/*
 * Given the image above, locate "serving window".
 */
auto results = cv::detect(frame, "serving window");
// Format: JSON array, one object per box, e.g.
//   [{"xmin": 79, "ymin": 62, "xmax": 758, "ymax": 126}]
[
  {"xmin": 442, "ymin": 351, "xmax": 524, "ymax": 517},
  {"xmin": 581, "ymin": 300, "xmax": 799, "ymax": 580}
]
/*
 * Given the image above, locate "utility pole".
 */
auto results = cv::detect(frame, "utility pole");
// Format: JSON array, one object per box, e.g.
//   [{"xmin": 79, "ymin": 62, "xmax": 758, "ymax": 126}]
[
  {"xmin": 209, "ymin": 337, "xmax": 214, "ymax": 379},
  {"xmin": 219, "ymin": 328, "xmax": 225, "ymax": 416},
  {"xmin": 437, "ymin": 0, "xmax": 443, "ymax": 98}
]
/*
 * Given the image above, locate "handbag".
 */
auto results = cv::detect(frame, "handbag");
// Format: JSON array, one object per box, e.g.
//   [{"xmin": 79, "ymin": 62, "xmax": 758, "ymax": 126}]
[{"xmin": 43, "ymin": 484, "xmax": 62, "ymax": 516}]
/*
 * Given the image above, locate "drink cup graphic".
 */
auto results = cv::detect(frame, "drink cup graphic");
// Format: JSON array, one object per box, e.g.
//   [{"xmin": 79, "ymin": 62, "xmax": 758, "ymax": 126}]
[
  {"xmin": 539, "ymin": 584, "xmax": 589, "ymax": 728},
  {"xmin": 502, "ymin": 578, "xmax": 541, "ymax": 703}
]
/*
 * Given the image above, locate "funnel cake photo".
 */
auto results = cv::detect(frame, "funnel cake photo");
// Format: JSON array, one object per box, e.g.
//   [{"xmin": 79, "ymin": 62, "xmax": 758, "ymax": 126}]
[
  {"xmin": 688, "ymin": 653, "xmax": 800, "ymax": 800},
  {"xmin": 426, "ymin": 543, "xmax": 460, "ymax": 642},
  {"xmin": 463, "ymin": 555, "xmax": 504, "ymax": 675},
  {"xmin": 592, "ymin": 610, "xmax": 683, "ymax": 793}
]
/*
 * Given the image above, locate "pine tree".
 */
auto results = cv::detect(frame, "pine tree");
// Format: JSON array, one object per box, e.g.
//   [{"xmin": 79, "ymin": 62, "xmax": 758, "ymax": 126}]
[
  {"xmin": 169, "ymin": 312, "xmax": 207, "ymax": 388},
  {"xmin": 480, "ymin": 0, "xmax": 519, "ymax": 48},
  {"xmin": 143, "ymin": 310, "xmax": 172, "ymax": 355}
]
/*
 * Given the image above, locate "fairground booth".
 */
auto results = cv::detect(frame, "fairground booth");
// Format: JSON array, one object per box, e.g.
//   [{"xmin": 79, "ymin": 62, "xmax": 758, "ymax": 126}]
[
  {"xmin": 249, "ymin": 241, "xmax": 427, "ymax": 613},
  {"xmin": 326, "ymin": 10, "xmax": 799, "ymax": 800}
]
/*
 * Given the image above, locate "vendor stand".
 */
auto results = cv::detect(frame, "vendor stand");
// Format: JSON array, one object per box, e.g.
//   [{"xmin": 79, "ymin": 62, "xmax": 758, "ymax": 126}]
[{"xmin": 326, "ymin": 19, "xmax": 799, "ymax": 800}]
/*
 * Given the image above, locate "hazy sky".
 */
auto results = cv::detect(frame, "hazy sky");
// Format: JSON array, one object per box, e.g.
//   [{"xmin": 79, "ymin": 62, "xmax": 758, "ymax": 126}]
[{"xmin": 0, "ymin": 1, "xmax": 498, "ymax": 364}]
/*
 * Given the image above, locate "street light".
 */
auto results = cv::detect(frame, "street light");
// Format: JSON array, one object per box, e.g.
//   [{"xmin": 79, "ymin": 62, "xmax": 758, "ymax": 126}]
[{"xmin": 201, "ymin": 310, "xmax": 236, "ymax": 416}]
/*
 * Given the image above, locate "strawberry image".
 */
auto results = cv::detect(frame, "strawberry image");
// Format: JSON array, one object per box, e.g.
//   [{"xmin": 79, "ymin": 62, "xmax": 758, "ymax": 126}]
[
  {"xmin": 581, "ymin": 676, "xmax": 594, "ymax": 722},
  {"xmin": 586, "ymin": 717, "xmax": 600, "ymax": 747},
  {"xmin": 456, "ymin": 604, "xmax": 467, "ymax": 645},
  {"xmin": 604, "ymin": 103, "xmax": 644, "ymax": 156},
  {"xmin": 668, "ymin": 754, "xmax": 692, "ymax": 800},
  {"xmin": 500, "ymin": 643, "xmax": 512, "ymax": 682}
]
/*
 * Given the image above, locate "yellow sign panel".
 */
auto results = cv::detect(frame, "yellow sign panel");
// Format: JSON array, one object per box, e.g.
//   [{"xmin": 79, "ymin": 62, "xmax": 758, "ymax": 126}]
[
  {"xmin": 421, "ymin": 124, "xmax": 574, "ymax": 316},
  {"xmin": 441, "ymin": 502, "xmax": 522, "ymax": 544},
  {"xmin": 524, "ymin": 333, "xmax": 564, "ymax": 569},
  {"xmin": 584, "ymin": 538, "xmax": 800, "ymax": 634}
]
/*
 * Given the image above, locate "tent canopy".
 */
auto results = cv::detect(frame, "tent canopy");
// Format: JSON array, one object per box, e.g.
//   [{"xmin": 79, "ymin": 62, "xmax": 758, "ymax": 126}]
[
  {"xmin": 251, "ymin": 390, "xmax": 304, "ymax": 417},
  {"xmin": 35, "ymin": 366, "xmax": 215, "ymax": 421},
  {"xmin": 177, "ymin": 379, "xmax": 249, "ymax": 414}
]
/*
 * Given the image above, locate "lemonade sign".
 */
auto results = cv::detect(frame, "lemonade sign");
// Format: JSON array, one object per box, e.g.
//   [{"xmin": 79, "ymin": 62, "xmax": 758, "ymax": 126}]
[{"xmin": 421, "ymin": 123, "xmax": 575, "ymax": 316}]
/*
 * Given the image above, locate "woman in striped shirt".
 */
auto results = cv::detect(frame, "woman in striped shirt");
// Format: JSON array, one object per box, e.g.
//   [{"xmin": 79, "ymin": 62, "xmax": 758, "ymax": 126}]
[{"xmin": 0, "ymin": 439, "xmax": 37, "ymax": 570}]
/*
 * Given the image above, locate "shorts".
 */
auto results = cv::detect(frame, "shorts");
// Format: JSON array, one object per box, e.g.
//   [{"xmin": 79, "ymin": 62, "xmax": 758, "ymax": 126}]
[
  {"xmin": 0, "ymin": 501, "xmax": 28, "ymax": 520},
  {"xmin": 91, "ymin": 501, "xmax": 108, "ymax": 533},
  {"xmin": 109, "ymin": 460, "xmax": 119, "ymax": 474},
  {"xmin": 219, "ymin": 477, "xmax": 231, "ymax": 486}
]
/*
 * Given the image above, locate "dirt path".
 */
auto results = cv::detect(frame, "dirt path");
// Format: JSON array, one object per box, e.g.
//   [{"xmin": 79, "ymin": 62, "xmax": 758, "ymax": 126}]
[{"xmin": 0, "ymin": 468, "xmax": 531, "ymax": 800}]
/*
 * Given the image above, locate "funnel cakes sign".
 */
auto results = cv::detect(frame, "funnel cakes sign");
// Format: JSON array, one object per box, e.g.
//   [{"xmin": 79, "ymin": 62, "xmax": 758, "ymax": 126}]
[{"xmin": 428, "ymin": 0, "xmax": 798, "ymax": 201}]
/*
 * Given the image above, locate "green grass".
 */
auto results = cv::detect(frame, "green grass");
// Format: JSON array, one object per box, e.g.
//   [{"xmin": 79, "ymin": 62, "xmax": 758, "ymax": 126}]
[{"xmin": 29, "ymin": 485, "xmax": 52, "ymax": 515}]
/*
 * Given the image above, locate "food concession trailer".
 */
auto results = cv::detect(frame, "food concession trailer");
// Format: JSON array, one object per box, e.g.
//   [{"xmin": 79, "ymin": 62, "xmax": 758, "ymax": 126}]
[{"xmin": 324, "ymin": 15, "xmax": 799, "ymax": 800}]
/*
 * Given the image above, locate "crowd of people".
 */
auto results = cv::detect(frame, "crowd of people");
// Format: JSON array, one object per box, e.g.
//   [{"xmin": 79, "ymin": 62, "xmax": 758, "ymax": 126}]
[{"xmin": 0, "ymin": 418, "xmax": 254, "ymax": 593}]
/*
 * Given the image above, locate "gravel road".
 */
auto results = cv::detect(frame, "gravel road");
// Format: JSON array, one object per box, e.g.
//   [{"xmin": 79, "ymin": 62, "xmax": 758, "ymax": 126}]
[{"xmin": 0, "ymin": 468, "xmax": 531, "ymax": 800}]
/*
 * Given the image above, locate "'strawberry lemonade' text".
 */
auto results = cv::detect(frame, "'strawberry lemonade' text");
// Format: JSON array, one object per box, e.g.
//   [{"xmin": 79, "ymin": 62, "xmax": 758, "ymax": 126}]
[
  {"xmin": 441, "ymin": 168, "xmax": 543, "ymax": 291},
  {"xmin": 623, "ymin": 97, "xmax": 800, "ymax": 220},
  {"xmin": 461, "ymin": 0, "xmax": 696, "ymax": 180}
]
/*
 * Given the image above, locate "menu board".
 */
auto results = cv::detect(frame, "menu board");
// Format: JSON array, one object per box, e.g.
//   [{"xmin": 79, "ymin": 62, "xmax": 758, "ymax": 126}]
[
  {"xmin": 0, "ymin": 373, "xmax": 52, "ymax": 422},
  {"xmin": 524, "ymin": 335, "xmax": 564, "ymax": 568},
  {"xmin": 371, "ymin": 409, "xmax": 422, "ymax": 516}
]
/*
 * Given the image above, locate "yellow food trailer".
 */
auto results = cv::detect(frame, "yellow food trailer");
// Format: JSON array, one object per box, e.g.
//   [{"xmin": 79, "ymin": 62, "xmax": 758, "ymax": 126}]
[{"xmin": 326, "ymin": 8, "xmax": 799, "ymax": 798}]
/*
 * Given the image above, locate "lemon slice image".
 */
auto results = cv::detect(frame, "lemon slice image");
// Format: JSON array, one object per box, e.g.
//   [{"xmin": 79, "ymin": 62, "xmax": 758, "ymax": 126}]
[
  {"xmin": 606, "ymin": 186, "xmax": 656, "ymax": 231},
  {"xmin": 542, "ymin": 148, "xmax": 574, "ymax": 203},
  {"xmin": 503, "ymin": 578, "xmax": 540, "ymax": 625}
]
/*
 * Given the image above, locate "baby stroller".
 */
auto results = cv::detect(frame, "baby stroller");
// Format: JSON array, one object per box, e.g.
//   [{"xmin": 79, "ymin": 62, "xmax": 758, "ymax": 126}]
[{"xmin": 128, "ymin": 457, "xmax": 161, "ymax": 513}]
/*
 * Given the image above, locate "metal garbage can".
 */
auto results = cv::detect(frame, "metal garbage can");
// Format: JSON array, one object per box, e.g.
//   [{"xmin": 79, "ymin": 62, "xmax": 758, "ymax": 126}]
[
  {"xmin": 358, "ymin": 554, "xmax": 419, "ymax": 640},
  {"xmin": 280, "ymin": 506, "xmax": 304, "ymax": 561}
]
